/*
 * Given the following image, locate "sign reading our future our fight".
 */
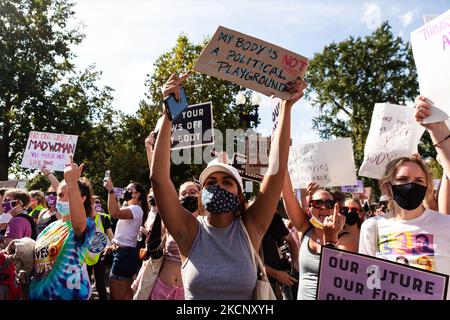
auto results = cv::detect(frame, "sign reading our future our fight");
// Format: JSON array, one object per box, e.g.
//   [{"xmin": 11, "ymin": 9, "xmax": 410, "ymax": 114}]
[
  {"xmin": 317, "ymin": 246, "xmax": 449, "ymax": 300},
  {"xmin": 20, "ymin": 131, "xmax": 78, "ymax": 172},
  {"xmin": 194, "ymin": 26, "xmax": 308, "ymax": 100},
  {"xmin": 288, "ymin": 138, "xmax": 357, "ymax": 188},
  {"xmin": 411, "ymin": 9, "xmax": 450, "ymax": 123},
  {"xmin": 359, "ymin": 103, "xmax": 425, "ymax": 180}
]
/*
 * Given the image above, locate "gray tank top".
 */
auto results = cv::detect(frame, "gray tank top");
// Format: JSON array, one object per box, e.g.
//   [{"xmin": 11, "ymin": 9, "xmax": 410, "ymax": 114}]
[
  {"xmin": 297, "ymin": 227, "xmax": 320, "ymax": 300},
  {"xmin": 181, "ymin": 216, "xmax": 257, "ymax": 300}
]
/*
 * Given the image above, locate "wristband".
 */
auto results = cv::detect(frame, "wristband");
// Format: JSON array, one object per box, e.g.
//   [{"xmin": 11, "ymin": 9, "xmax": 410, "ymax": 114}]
[
  {"xmin": 109, "ymin": 190, "xmax": 115, "ymax": 194},
  {"xmin": 325, "ymin": 241, "xmax": 338, "ymax": 248},
  {"xmin": 433, "ymin": 133, "xmax": 450, "ymax": 148}
]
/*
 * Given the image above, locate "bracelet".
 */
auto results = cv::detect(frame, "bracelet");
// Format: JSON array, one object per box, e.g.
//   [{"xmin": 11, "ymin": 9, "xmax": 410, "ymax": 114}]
[
  {"xmin": 325, "ymin": 241, "xmax": 338, "ymax": 248},
  {"xmin": 109, "ymin": 190, "xmax": 115, "ymax": 195},
  {"xmin": 433, "ymin": 133, "xmax": 450, "ymax": 148}
]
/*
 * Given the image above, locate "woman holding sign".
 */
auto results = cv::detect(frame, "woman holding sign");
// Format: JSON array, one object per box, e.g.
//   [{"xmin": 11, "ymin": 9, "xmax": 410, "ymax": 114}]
[
  {"xmin": 359, "ymin": 153, "xmax": 450, "ymax": 290},
  {"xmin": 29, "ymin": 156, "xmax": 96, "ymax": 300},
  {"xmin": 281, "ymin": 172, "xmax": 358, "ymax": 300},
  {"xmin": 359, "ymin": 97, "xmax": 450, "ymax": 284},
  {"xmin": 151, "ymin": 72, "xmax": 306, "ymax": 299}
]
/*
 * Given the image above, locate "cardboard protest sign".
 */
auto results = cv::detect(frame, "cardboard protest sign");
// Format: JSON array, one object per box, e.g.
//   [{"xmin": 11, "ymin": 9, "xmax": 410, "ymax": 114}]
[
  {"xmin": 341, "ymin": 180, "xmax": 364, "ymax": 194},
  {"xmin": 288, "ymin": 138, "xmax": 357, "ymax": 188},
  {"xmin": 0, "ymin": 180, "xmax": 18, "ymax": 188},
  {"xmin": 194, "ymin": 26, "xmax": 308, "ymax": 100},
  {"xmin": 171, "ymin": 102, "xmax": 214, "ymax": 150},
  {"xmin": 317, "ymin": 246, "xmax": 448, "ymax": 300},
  {"xmin": 271, "ymin": 97, "xmax": 282, "ymax": 136},
  {"xmin": 411, "ymin": 9, "xmax": 450, "ymax": 123},
  {"xmin": 231, "ymin": 153, "xmax": 263, "ymax": 183},
  {"xmin": 359, "ymin": 103, "xmax": 425, "ymax": 180},
  {"xmin": 20, "ymin": 131, "xmax": 78, "ymax": 172},
  {"xmin": 245, "ymin": 134, "xmax": 271, "ymax": 175}
]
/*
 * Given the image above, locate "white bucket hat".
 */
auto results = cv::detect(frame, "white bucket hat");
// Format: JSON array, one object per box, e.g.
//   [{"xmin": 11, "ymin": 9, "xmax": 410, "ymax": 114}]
[{"xmin": 199, "ymin": 159, "xmax": 244, "ymax": 192}]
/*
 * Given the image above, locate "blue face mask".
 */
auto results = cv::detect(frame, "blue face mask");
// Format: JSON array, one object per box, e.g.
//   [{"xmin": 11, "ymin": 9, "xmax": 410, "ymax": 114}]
[
  {"xmin": 201, "ymin": 184, "xmax": 240, "ymax": 214},
  {"xmin": 56, "ymin": 200, "xmax": 70, "ymax": 216}
]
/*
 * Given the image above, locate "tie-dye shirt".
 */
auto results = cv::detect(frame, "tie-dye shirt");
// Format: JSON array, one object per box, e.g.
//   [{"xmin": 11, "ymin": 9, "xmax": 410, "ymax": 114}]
[{"xmin": 29, "ymin": 218, "xmax": 95, "ymax": 300}]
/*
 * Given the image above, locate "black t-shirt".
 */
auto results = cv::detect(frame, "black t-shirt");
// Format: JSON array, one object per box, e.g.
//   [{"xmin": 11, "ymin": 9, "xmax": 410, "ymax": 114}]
[
  {"xmin": 99, "ymin": 213, "xmax": 112, "ymax": 231},
  {"xmin": 262, "ymin": 213, "xmax": 290, "ymax": 273}
]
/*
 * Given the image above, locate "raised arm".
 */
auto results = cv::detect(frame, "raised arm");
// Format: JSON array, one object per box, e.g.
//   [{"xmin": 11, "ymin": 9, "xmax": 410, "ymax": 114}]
[
  {"xmin": 145, "ymin": 132, "xmax": 155, "ymax": 178},
  {"xmin": 281, "ymin": 170, "xmax": 311, "ymax": 234},
  {"xmin": 41, "ymin": 165, "xmax": 60, "ymax": 191},
  {"xmin": 150, "ymin": 73, "xmax": 198, "ymax": 257},
  {"xmin": 438, "ymin": 171, "xmax": 450, "ymax": 214},
  {"xmin": 103, "ymin": 176, "xmax": 133, "ymax": 220},
  {"xmin": 64, "ymin": 156, "xmax": 86, "ymax": 237},
  {"xmin": 415, "ymin": 96, "xmax": 450, "ymax": 175},
  {"xmin": 245, "ymin": 79, "xmax": 307, "ymax": 248}
]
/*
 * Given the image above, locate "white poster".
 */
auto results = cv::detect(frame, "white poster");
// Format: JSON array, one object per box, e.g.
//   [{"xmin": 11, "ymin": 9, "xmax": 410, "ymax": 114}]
[
  {"xmin": 359, "ymin": 103, "xmax": 425, "ymax": 180},
  {"xmin": 411, "ymin": 9, "xmax": 450, "ymax": 123},
  {"xmin": 271, "ymin": 97, "xmax": 282, "ymax": 136},
  {"xmin": 20, "ymin": 131, "xmax": 78, "ymax": 172},
  {"xmin": 289, "ymin": 138, "xmax": 357, "ymax": 188}
]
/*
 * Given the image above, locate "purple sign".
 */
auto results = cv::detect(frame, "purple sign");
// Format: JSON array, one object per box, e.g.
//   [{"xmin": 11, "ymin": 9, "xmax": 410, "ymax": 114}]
[
  {"xmin": 341, "ymin": 180, "xmax": 364, "ymax": 194},
  {"xmin": 317, "ymin": 246, "xmax": 448, "ymax": 300},
  {"xmin": 114, "ymin": 187, "xmax": 124, "ymax": 199}
]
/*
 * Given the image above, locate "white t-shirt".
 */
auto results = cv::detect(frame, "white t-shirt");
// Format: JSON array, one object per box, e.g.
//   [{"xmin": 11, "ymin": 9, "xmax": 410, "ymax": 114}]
[
  {"xmin": 112, "ymin": 204, "xmax": 143, "ymax": 247},
  {"xmin": 359, "ymin": 209, "xmax": 450, "ymax": 279}
]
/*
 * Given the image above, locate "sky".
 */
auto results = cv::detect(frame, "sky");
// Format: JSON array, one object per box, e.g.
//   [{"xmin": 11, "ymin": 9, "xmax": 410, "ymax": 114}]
[{"xmin": 71, "ymin": 0, "xmax": 450, "ymax": 144}]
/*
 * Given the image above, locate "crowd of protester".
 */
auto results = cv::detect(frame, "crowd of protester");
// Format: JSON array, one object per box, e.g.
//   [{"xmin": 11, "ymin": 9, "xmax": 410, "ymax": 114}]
[{"xmin": 0, "ymin": 70, "xmax": 449, "ymax": 300}]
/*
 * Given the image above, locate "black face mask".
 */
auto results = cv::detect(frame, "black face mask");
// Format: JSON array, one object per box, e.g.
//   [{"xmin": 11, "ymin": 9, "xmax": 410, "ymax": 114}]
[
  {"xmin": 391, "ymin": 182, "xmax": 427, "ymax": 211},
  {"xmin": 180, "ymin": 196, "xmax": 198, "ymax": 213},
  {"xmin": 149, "ymin": 197, "xmax": 156, "ymax": 207},
  {"xmin": 341, "ymin": 208, "xmax": 360, "ymax": 226},
  {"xmin": 123, "ymin": 191, "xmax": 133, "ymax": 202}
]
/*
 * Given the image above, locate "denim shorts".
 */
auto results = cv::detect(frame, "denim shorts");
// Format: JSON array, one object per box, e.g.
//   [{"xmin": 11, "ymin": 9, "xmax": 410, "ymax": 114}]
[{"xmin": 110, "ymin": 247, "xmax": 140, "ymax": 280}]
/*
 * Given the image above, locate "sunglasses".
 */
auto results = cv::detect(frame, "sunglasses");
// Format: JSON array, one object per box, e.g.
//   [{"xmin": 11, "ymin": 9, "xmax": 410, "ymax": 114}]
[
  {"xmin": 309, "ymin": 199, "xmax": 336, "ymax": 209},
  {"xmin": 339, "ymin": 207, "xmax": 361, "ymax": 215}
]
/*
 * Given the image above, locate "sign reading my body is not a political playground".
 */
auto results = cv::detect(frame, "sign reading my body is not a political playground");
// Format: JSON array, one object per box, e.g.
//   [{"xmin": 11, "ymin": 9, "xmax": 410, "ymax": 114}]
[
  {"xmin": 359, "ymin": 103, "xmax": 425, "ymax": 180},
  {"xmin": 411, "ymin": 9, "xmax": 450, "ymax": 123},
  {"xmin": 288, "ymin": 138, "xmax": 357, "ymax": 188},
  {"xmin": 21, "ymin": 131, "xmax": 78, "ymax": 172},
  {"xmin": 317, "ymin": 246, "xmax": 449, "ymax": 300},
  {"xmin": 170, "ymin": 102, "xmax": 214, "ymax": 150},
  {"xmin": 193, "ymin": 26, "xmax": 308, "ymax": 100}
]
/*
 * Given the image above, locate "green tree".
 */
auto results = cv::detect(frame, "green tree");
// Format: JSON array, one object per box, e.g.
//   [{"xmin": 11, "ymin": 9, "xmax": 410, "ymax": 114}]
[
  {"xmin": 305, "ymin": 22, "xmax": 433, "ymax": 196},
  {"xmin": 0, "ymin": 0, "xmax": 114, "ymax": 181},
  {"xmin": 117, "ymin": 34, "xmax": 255, "ymax": 189}
]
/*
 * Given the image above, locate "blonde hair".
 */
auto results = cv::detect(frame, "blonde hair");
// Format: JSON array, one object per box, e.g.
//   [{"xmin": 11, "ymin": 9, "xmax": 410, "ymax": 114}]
[{"xmin": 379, "ymin": 154, "xmax": 433, "ymax": 211}]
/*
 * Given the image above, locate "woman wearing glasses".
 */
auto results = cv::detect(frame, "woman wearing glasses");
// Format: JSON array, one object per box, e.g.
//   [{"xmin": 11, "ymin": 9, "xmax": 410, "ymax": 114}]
[{"xmin": 281, "ymin": 171, "xmax": 358, "ymax": 300}]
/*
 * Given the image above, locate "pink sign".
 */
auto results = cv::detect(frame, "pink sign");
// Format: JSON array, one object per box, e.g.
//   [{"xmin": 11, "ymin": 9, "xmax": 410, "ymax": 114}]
[{"xmin": 317, "ymin": 246, "xmax": 448, "ymax": 300}]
